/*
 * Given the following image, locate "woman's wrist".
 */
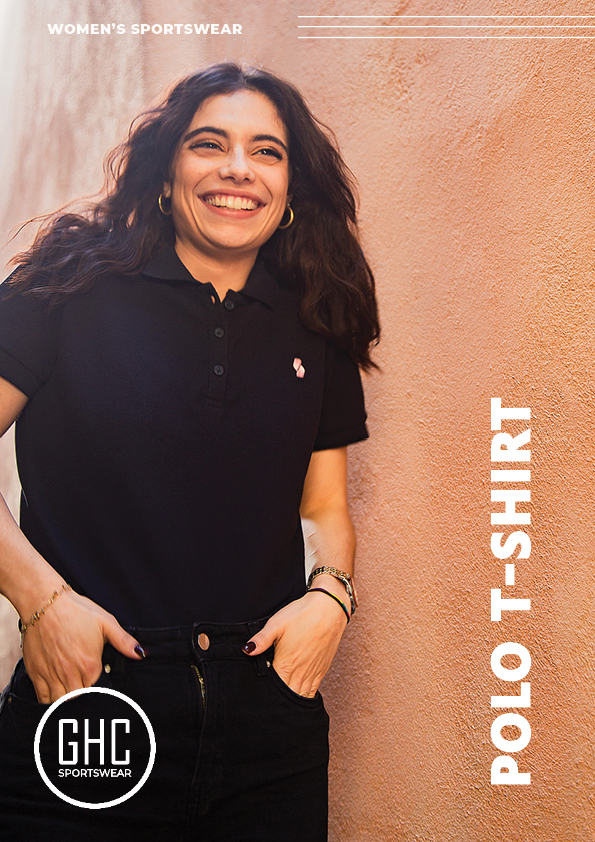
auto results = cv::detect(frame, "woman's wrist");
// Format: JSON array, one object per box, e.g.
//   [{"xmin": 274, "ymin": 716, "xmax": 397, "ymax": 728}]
[
  {"xmin": 305, "ymin": 572, "xmax": 354, "ymax": 624},
  {"xmin": 306, "ymin": 586, "xmax": 351, "ymax": 623},
  {"xmin": 307, "ymin": 571, "xmax": 347, "ymax": 595},
  {"xmin": 19, "ymin": 583, "xmax": 72, "ymax": 633},
  {"xmin": 308, "ymin": 566, "xmax": 358, "ymax": 616},
  {"xmin": 8, "ymin": 569, "xmax": 70, "ymax": 624}
]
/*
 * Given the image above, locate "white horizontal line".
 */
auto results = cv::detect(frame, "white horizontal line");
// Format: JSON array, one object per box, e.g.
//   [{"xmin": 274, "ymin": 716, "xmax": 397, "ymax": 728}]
[
  {"xmin": 298, "ymin": 24, "xmax": 595, "ymax": 28},
  {"xmin": 297, "ymin": 14, "xmax": 595, "ymax": 18},
  {"xmin": 298, "ymin": 35, "xmax": 595, "ymax": 39}
]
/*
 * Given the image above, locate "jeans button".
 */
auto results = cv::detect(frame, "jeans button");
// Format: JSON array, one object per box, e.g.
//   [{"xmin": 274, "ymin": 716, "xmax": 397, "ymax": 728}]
[{"xmin": 198, "ymin": 633, "xmax": 210, "ymax": 651}]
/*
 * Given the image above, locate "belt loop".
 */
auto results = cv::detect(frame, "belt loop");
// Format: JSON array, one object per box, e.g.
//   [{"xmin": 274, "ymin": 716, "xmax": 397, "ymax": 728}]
[{"xmin": 191, "ymin": 624, "xmax": 199, "ymax": 657}]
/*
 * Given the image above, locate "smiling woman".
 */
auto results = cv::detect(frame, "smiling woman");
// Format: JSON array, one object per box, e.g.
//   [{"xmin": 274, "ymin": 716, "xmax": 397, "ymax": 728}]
[
  {"xmin": 0, "ymin": 63, "xmax": 379, "ymax": 840},
  {"xmin": 162, "ymin": 90, "xmax": 291, "ymax": 296}
]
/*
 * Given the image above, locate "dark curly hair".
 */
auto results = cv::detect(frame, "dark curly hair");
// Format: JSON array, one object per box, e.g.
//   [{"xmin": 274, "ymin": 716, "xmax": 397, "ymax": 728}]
[{"xmin": 9, "ymin": 62, "xmax": 379, "ymax": 368}]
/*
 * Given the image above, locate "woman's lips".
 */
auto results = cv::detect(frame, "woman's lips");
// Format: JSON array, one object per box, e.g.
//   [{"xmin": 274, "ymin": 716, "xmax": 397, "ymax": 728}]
[{"xmin": 202, "ymin": 193, "xmax": 261, "ymax": 211}]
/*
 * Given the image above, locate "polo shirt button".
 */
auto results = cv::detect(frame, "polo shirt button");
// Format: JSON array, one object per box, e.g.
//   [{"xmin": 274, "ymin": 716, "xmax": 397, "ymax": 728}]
[
  {"xmin": 224, "ymin": 300, "xmax": 235, "ymax": 311},
  {"xmin": 214, "ymin": 327, "xmax": 225, "ymax": 338},
  {"xmin": 213, "ymin": 365, "xmax": 225, "ymax": 376}
]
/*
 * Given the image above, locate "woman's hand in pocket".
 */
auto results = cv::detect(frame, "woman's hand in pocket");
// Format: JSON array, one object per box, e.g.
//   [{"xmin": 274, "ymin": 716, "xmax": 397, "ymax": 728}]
[
  {"xmin": 21, "ymin": 588, "xmax": 144, "ymax": 703},
  {"xmin": 242, "ymin": 588, "xmax": 349, "ymax": 698}
]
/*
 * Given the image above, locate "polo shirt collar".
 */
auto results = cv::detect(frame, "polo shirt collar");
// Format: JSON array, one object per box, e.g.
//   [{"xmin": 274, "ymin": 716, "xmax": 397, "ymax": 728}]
[
  {"xmin": 143, "ymin": 245, "xmax": 279, "ymax": 310},
  {"xmin": 237, "ymin": 257, "xmax": 279, "ymax": 310},
  {"xmin": 143, "ymin": 245, "xmax": 196, "ymax": 283}
]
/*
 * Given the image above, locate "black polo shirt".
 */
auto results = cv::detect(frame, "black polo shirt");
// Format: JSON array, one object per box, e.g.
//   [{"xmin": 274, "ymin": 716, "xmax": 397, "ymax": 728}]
[{"xmin": 0, "ymin": 247, "xmax": 368, "ymax": 626}]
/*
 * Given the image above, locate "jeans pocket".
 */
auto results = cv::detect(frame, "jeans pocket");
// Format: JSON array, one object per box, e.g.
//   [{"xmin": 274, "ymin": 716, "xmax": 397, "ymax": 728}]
[
  {"xmin": 5, "ymin": 659, "xmax": 50, "ymax": 706},
  {"xmin": 6, "ymin": 646, "xmax": 124, "ymax": 712},
  {"xmin": 267, "ymin": 664, "xmax": 323, "ymax": 708},
  {"xmin": 90, "ymin": 644, "xmax": 130, "ymax": 695},
  {"xmin": 0, "ymin": 660, "xmax": 52, "ymax": 749}
]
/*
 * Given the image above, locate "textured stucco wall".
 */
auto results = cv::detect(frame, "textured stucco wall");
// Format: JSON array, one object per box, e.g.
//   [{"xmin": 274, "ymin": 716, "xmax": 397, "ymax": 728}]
[{"xmin": 1, "ymin": 2, "xmax": 594, "ymax": 840}]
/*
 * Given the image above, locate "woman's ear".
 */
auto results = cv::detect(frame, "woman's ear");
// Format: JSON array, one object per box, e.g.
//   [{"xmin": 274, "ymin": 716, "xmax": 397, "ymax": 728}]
[{"xmin": 162, "ymin": 181, "xmax": 172, "ymax": 199}]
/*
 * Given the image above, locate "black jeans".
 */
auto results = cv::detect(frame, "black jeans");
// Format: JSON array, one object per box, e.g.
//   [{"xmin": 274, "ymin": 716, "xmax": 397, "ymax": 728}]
[{"xmin": 0, "ymin": 619, "xmax": 329, "ymax": 841}]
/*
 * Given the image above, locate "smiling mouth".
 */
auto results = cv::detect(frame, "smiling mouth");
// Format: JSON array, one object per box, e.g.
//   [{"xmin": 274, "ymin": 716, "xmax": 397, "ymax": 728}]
[{"xmin": 203, "ymin": 194, "xmax": 260, "ymax": 211}]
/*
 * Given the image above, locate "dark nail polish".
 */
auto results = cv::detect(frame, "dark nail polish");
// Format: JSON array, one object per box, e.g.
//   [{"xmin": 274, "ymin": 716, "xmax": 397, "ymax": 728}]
[
  {"xmin": 134, "ymin": 644, "xmax": 146, "ymax": 659},
  {"xmin": 242, "ymin": 641, "xmax": 256, "ymax": 654}
]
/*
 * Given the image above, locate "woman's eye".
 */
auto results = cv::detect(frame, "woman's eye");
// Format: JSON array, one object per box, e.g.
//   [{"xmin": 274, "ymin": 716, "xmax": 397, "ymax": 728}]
[
  {"xmin": 256, "ymin": 147, "xmax": 283, "ymax": 160},
  {"xmin": 189, "ymin": 140, "xmax": 221, "ymax": 151}
]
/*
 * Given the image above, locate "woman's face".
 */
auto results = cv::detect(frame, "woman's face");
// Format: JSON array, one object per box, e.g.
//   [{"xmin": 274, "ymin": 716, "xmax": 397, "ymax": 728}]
[{"xmin": 163, "ymin": 90, "xmax": 290, "ymax": 263}]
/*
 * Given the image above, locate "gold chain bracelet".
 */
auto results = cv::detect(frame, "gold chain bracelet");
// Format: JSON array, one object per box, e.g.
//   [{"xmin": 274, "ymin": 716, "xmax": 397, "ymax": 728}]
[{"xmin": 20, "ymin": 584, "xmax": 72, "ymax": 633}]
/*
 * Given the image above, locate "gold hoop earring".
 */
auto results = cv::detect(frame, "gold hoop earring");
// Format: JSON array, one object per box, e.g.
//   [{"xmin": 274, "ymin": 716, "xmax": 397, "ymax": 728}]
[
  {"xmin": 158, "ymin": 193, "xmax": 172, "ymax": 216},
  {"xmin": 278, "ymin": 203, "xmax": 294, "ymax": 230}
]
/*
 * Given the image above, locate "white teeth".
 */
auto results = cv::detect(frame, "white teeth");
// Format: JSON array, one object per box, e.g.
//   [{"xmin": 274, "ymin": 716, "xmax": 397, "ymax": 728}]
[{"xmin": 204, "ymin": 195, "xmax": 258, "ymax": 210}]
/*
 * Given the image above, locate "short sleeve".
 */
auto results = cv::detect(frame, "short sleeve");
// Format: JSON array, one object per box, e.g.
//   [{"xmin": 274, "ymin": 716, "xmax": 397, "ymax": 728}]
[
  {"xmin": 0, "ymin": 277, "xmax": 61, "ymax": 397},
  {"xmin": 313, "ymin": 344, "xmax": 369, "ymax": 451}
]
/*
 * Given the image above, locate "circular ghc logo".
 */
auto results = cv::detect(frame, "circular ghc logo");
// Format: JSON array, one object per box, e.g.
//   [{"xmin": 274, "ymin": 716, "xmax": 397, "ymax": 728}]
[{"xmin": 34, "ymin": 688, "xmax": 156, "ymax": 809}]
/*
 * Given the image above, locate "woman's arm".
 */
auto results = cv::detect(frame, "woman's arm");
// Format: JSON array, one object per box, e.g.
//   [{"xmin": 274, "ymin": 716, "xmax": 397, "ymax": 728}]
[
  {"xmin": 243, "ymin": 447, "xmax": 356, "ymax": 697},
  {"xmin": 300, "ymin": 445, "xmax": 356, "ymax": 594},
  {"xmin": 0, "ymin": 376, "xmax": 143, "ymax": 703}
]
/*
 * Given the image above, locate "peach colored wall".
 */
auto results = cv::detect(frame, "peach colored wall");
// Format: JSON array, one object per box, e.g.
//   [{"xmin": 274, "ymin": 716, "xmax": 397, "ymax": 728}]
[{"xmin": 1, "ymin": 2, "xmax": 594, "ymax": 840}]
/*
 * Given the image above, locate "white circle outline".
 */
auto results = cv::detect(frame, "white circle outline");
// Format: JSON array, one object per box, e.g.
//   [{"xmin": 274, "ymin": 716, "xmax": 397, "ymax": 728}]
[{"xmin": 34, "ymin": 687, "xmax": 156, "ymax": 809}]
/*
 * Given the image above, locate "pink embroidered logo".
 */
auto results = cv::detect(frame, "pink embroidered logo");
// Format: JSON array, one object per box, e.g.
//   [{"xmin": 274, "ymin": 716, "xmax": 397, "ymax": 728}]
[{"xmin": 293, "ymin": 357, "xmax": 306, "ymax": 379}]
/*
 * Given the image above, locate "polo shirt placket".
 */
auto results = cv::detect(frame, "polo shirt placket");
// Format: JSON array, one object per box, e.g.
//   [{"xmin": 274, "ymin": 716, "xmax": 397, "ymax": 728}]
[{"xmin": 206, "ymin": 291, "xmax": 230, "ymax": 406}]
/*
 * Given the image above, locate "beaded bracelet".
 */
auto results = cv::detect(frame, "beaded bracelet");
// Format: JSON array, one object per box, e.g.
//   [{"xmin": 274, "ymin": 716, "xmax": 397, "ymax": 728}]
[
  {"xmin": 307, "ymin": 587, "xmax": 350, "ymax": 624},
  {"xmin": 20, "ymin": 584, "xmax": 72, "ymax": 633}
]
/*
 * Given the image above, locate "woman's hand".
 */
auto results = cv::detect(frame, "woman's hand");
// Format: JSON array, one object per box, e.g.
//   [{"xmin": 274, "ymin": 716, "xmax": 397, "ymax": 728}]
[
  {"xmin": 20, "ymin": 588, "xmax": 144, "ymax": 704},
  {"xmin": 242, "ymin": 587, "xmax": 349, "ymax": 697}
]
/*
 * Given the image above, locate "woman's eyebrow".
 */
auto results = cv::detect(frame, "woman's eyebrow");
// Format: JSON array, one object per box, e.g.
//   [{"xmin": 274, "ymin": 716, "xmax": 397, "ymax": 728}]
[
  {"xmin": 183, "ymin": 126, "xmax": 288, "ymax": 154},
  {"xmin": 252, "ymin": 134, "xmax": 289, "ymax": 154},
  {"xmin": 183, "ymin": 126, "xmax": 227, "ymax": 143}
]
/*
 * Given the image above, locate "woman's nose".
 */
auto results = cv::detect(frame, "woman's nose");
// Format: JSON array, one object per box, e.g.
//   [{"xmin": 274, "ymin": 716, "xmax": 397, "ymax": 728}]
[{"xmin": 219, "ymin": 147, "xmax": 254, "ymax": 182}]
